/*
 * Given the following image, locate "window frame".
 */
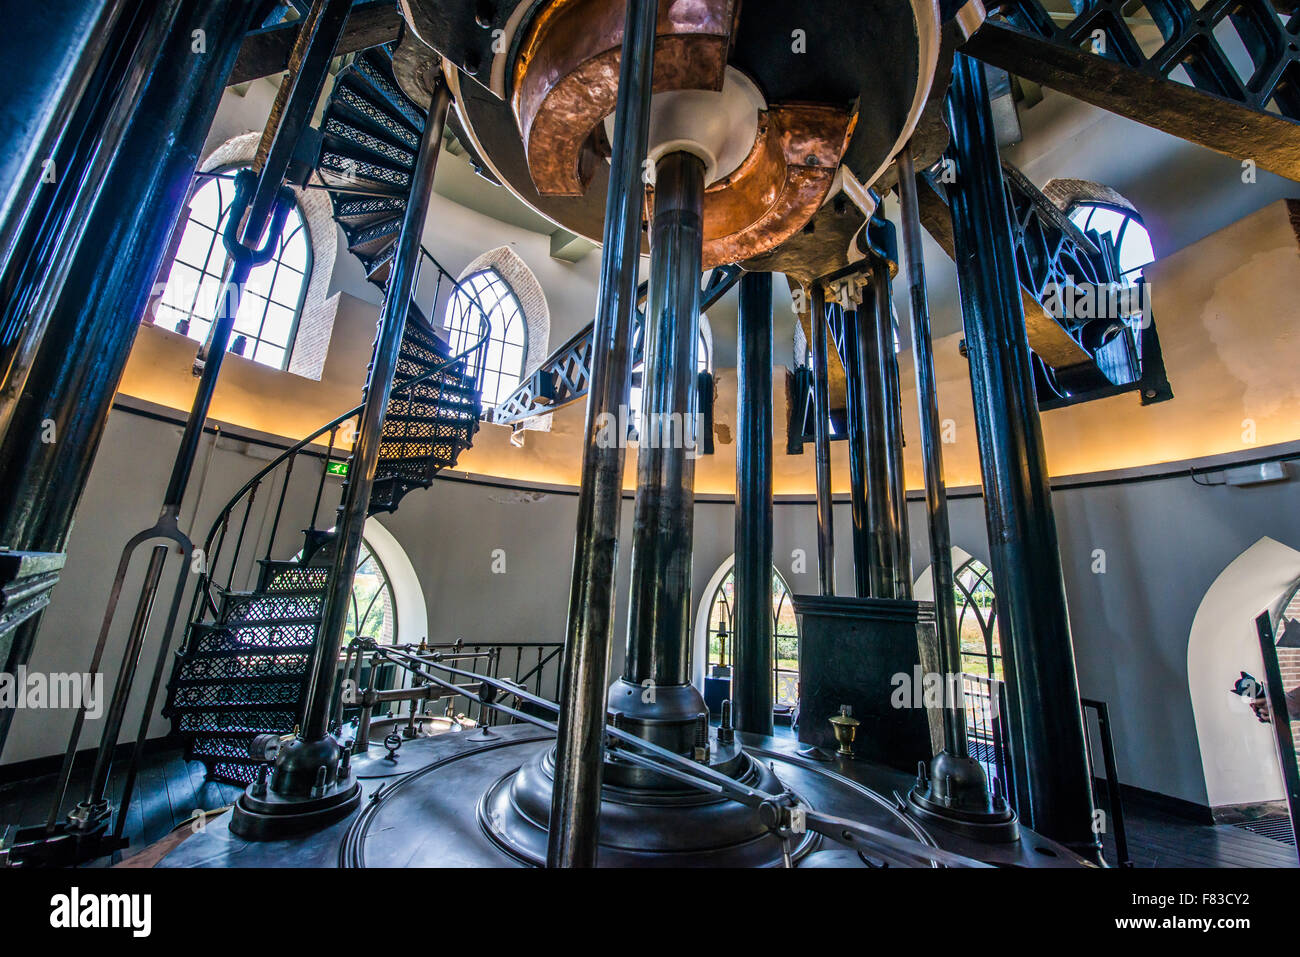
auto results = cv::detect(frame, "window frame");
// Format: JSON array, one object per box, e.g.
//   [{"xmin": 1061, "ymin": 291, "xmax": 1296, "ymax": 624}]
[
  {"xmin": 153, "ymin": 167, "xmax": 314, "ymax": 372},
  {"xmin": 444, "ymin": 267, "xmax": 529, "ymax": 406},
  {"xmin": 1066, "ymin": 200, "xmax": 1154, "ymax": 283}
]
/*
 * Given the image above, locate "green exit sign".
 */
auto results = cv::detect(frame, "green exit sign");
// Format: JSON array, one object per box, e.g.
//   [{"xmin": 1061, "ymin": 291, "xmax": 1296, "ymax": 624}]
[{"xmin": 326, "ymin": 461, "xmax": 349, "ymax": 476}]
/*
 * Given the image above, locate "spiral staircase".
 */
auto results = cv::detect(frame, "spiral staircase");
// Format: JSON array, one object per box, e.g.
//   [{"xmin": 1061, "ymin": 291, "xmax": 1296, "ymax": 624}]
[{"xmin": 163, "ymin": 48, "xmax": 488, "ymax": 784}]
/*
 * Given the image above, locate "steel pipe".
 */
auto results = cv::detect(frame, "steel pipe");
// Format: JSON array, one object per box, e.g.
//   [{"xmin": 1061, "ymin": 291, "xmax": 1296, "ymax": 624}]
[
  {"xmin": 0, "ymin": 0, "xmax": 254, "ymax": 758},
  {"xmin": 946, "ymin": 52, "xmax": 1100, "ymax": 860},
  {"xmin": 809, "ymin": 284, "xmax": 836, "ymax": 596},
  {"xmin": 896, "ymin": 144, "xmax": 965, "ymax": 753},
  {"xmin": 301, "ymin": 81, "xmax": 453, "ymax": 743},
  {"xmin": 857, "ymin": 289, "xmax": 900, "ymax": 599},
  {"xmin": 872, "ymin": 255, "xmax": 912, "ymax": 599},
  {"xmin": 547, "ymin": 0, "xmax": 658, "ymax": 869},
  {"xmin": 840, "ymin": 304, "xmax": 873, "ymax": 598},
  {"xmin": 622, "ymin": 149, "xmax": 706, "ymax": 690},
  {"xmin": 733, "ymin": 271, "xmax": 774, "ymax": 735}
]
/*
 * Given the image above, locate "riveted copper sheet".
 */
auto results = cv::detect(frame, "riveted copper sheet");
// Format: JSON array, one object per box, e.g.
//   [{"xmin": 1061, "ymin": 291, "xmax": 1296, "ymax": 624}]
[
  {"xmin": 512, "ymin": 0, "xmax": 737, "ymax": 197},
  {"xmin": 645, "ymin": 102, "xmax": 856, "ymax": 269}
]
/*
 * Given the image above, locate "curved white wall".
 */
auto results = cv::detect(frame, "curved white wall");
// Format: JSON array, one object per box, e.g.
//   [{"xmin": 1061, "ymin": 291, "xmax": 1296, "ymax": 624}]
[{"xmin": 1187, "ymin": 536, "xmax": 1298, "ymax": 808}]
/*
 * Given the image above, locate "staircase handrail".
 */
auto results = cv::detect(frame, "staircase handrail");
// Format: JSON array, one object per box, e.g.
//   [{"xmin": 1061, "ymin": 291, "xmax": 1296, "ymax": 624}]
[{"xmin": 186, "ymin": 247, "xmax": 493, "ymax": 624}]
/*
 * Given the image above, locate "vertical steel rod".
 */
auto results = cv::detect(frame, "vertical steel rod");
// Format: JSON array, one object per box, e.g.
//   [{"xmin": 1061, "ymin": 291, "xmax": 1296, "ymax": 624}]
[
  {"xmin": 857, "ymin": 291, "xmax": 898, "ymax": 599},
  {"xmin": 872, "ymin": 255, "xmax": 912, "ymax": 598},
  {"xmin": 300, "ymin": 82, "xmax": 452, "ymax": 742},
  {"xmin": 734, "ymin": 271, "xmax": 774, "ymax": 735},
  {"xmin": 809, "ymin": 284, "xmax": 836, "ymax": 596},
  {"xmin": 946, "ymin": 52, "xmax": 1100, "ymax": 860},
  {"xmin": 622, "ymin": 150, "xmax": 706, "ymax": 691},
  {"xmin": 897, "ymin": 143, "xmax": 966, "ymax": 753},
  {"xmin": 840, "ymin": 304, "xmax": 874, "ymax": 598},
  {"xmin": 0, "ymin": 0, "xmax": 252, "ymax": 758},
  {"xmin": 547, "ymin": 0, "xmax": 657, "ymax": 869}
]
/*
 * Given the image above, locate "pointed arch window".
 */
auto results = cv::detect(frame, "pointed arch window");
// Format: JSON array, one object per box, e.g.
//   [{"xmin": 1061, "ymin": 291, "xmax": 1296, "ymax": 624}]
[
  {"xmin": 154, "ymin": 169, "xmax": 311, "ymax": 370},
  {"xmin": 953, "ymin": 557, "xmax": 1002, "ymax": 681},
  {"xmin": 705, "ymin": 565, "xmax": 800, "ymax": 709},
  {"xmin": 444, "ymin": 268, "xmax": 527, "ymax": 406}
]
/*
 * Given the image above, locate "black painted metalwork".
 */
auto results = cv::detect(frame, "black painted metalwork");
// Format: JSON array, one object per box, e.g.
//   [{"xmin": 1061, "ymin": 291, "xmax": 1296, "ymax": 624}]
[
  {"xmin": 547, "ymin": 0, "xmax": 658, "ymax": 870},
  {"xmin": 0, "ymin": 1, "xmax": 254, "ymax": 863},
  {"xmin": 839, "ymin": 304, "xmax": 873, "ymax": 599},
  {"xmin": 897, "ymin": 145, "xmax": 965, "ymax": 755},
  {"xmin": 491, "ymin": 265, "xmax": 741, "ymax": 426},
  {"xmin": 0, "ymin": 5, "xmax": 254, "ymax": 770},
  {"xmin": 0, "ymin": 551, "xmax": 64, "ymax": 646},
  {"xmin": 946, "ymin": 52, "xmax": 1101, "ymax": 861},
  {"xmin": 991, "ymin": 0, "xmax": 1300, "ymax": 119},
  {"xmin": 734, "ymin": 271, "xmax": 774, "ymax": 736},
  {"xmin": 868, "ymin": 250, "xmax": 912, "ymax": 600},
  {"xmin": 810, "ymin": 283, "xmax": 836, "ymax": 596},
  {"xmin": 1081, "ymin": 697, "xmax": 1133, "ymax": 867}
]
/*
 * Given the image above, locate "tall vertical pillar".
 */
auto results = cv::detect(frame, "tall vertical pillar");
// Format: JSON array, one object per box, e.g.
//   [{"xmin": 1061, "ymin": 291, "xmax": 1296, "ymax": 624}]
[
  {"xmin": 840, "ymin": 304, "xmax": 874, "ymax": 598},
  {"xmin": 0, "ymin": 0, "xmax": 255, "ymax": 755},
  {"xmin": 946, "ymin": 52, "xmax": 1100, "ymax": 860},
  {"xmin": 733, "ymin": 271, "xmax": 773, "ymax": 735},
  {"xmin": 809, "ymin": 285, "xmax": 835, "ymax": 596},
  {"xmin": 871, "ymin": 254, "xmax": 912, "ymax": 599},
  {"xmin": 547, "ymin": 0, "xmax": 657, "ymax": 869},
  {"xmin": 619, "ymin": 149, "xmax": 705, "ymax": 715}
]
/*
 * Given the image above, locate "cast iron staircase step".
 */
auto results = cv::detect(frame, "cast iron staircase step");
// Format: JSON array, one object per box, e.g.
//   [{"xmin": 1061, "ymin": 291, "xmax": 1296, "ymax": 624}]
[
  {"xmin": 362, "ymin": 247, "xmax": 394, "ymax": 284},
  {"xmin": 175, "ymin": 713, "xmax": 298, "ymax": 737},
  {"xmin": 318, "ymin": 151, "xmax": 410, "ymax": 194},
  {"xmin": 220, "ymin": 591, "xmax": 325, "ymax": 621},
  {"xmin": 256, "ymin": 559, "xmax": 331, "ymax": 593},
  {"xmin": 380, "ymin": 412, "xmax": 483, "ymax": 430},
  {"xmin": 328, "ymin": 82, "xmax": 420, "ymax": 151},
  {"xmin": 351, "ymin": 54, "xmax": 426, "ymax": 134},
  {"xmin": 332, "ymin": 195, "xmax": 407, "ymax": 229},
  {"xmin": 344, "ymin": 217, "xmax": 403, "ymax": 258},
  {"xmin": 321, "ymin": 116, "xmax": 416, "ymax": 169}
]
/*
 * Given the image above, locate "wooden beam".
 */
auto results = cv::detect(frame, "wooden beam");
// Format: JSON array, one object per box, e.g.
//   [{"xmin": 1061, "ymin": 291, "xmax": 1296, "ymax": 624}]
[
  {"xmin": 229, "ymin": 2, "xmax": 403, "ymax": 86},
  {"xmin": 965, "ymin": 19, "xmax": 1300, "ymax": 182}
]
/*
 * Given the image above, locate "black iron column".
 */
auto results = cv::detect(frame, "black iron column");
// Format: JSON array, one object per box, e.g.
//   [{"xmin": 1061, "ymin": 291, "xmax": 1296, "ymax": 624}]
[
  {"xmin": 733, "ymin": 271, "xmax": 774, "ymax": 735},
  {"xmin": 946, "ymin": 52, "xmax": 1100, "ymax": 860},
  {"xmin": 303, "ymin": 82, "xmax": 452, "ymax": 743},
  {"xmin": 898, "ymin": 143, "xmax": 1016, "ymax": 838},
  {"xmin": 809, "ymin": 284, "xmax": 835, "ymax": 596},
  {"xmin": 229, "ymin": 82, "xmax": 454, "ymax": 842},
  {"xmin": 897, "ymin": 146, "xmax": 964, "ymax": 754},
  {"xmin": 0, "ymin": 0, "xmax": 254, "ymax": 755},
  {"xmin": 840, "ymin": 303, "xmax": 874, "ymax": 598},
  {"xmin": 621, "ymin": 149, "xmax": 705, "ymax": 694},
  {"xmin": 853, "ymin": 290, "xmax": 898, "ymax": 600},
  {"xmin": 871, "ymin": 253, "xmax": 912, "ymax": 599},
  {"xmin": 547, "ymin": 0, "xmax": 657, "ymax": 869}
]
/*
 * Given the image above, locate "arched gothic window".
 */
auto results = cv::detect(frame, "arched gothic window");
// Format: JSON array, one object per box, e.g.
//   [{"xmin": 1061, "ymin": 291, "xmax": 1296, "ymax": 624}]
[
  {"xmin": 444, "ymin": 268, "xmax": 527, "ymax": 406},
  {"xmin": 344, "ymin": 539, "xmax": 397, "ymax": 645},
  {"xmin": 705, "ymin": 565, "xmax": 800, "ymax": 709},
  {"xmin": 953, "ymin": 557, "xmax": 1002, "ymax": 681},
  {"xmin": 154, "ymin": 169, "xmax": 311, "ymax": 369}
]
